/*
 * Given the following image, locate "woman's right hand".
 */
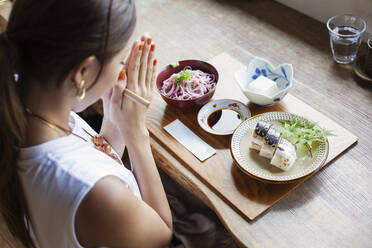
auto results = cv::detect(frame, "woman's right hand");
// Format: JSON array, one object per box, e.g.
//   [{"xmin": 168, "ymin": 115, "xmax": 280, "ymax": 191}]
[{"xmin": 110, "ymin": 34, "xmax": 157, "ymax": 145}]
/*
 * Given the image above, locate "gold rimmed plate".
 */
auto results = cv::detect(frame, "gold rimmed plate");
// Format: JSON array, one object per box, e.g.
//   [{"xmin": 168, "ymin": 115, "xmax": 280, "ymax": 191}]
[{"xmin": 231, "ymin": 112, "xmax": 329, "ymax": 184}]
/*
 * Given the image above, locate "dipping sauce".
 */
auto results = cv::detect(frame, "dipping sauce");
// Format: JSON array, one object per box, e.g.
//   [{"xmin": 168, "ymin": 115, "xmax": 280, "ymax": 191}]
[{"xmin": 207, "ymin": 109, "xmax": 242, "ymax": 133}]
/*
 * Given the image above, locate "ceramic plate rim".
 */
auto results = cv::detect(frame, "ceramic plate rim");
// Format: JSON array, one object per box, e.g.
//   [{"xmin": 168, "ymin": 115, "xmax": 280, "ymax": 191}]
[{"xmin": 230, "ymin": 112, "xmax": 329, "ymax": 183}]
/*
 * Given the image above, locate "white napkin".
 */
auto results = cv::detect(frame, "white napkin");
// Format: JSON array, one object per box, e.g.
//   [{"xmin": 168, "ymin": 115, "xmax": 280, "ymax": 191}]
[{"xmin": 164, "ymin": 119, "xmax": 216, "ymax": 162}]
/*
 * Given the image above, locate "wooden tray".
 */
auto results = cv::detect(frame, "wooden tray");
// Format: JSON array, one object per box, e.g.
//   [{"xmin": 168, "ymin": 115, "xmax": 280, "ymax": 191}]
[{"xmin": 147, "ymin": 53, "xmax": 358, "ymax": 220}]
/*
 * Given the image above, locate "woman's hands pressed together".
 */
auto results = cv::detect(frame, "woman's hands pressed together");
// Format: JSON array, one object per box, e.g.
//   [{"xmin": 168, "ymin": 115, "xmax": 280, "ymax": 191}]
[
  {"xmin": 111, "ymin": 34, "xmax": 157, "ymax": 145},
  {"xmin": 81, "ymin": 36, "xmax": 172, "ymax": 248}
]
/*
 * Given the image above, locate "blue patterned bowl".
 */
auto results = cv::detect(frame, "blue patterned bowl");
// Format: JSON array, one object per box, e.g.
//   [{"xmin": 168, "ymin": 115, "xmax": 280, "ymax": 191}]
[{"xmin": 235, "ymin": 58, "xmax": 293, "ymax": 106}]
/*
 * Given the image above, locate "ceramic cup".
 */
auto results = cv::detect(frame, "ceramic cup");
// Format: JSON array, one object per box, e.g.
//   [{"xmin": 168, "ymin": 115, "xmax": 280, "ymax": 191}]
[{"xmin": 365, "ymin": 36, "xmax": 372, "ymax": 77}]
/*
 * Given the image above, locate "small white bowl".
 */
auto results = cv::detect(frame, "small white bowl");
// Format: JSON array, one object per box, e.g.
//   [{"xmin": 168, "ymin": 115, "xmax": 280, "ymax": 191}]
[{"xmin": 235, "ymin": 58, "xmax": 293, "ymax": 106}]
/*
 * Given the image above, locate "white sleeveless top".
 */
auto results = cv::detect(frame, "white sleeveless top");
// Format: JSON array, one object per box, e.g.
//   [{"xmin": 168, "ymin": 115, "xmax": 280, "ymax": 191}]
[{"xmin": 17, "ymin": 112, "xmax": 142, "ymax": 248}]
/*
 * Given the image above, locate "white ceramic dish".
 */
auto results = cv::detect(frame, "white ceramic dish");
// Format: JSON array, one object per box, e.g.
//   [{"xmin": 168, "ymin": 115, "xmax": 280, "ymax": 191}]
[
  {"xmin": 231, "ymin": 112, "xmax": 329, "ymax": 183},
  {"xmin": 235, "ymin": 57, "xmax": 293, "ymax": 106},
  {"xmin": 197, "ymin": 99, "xmax": 251, "ymax": 135}
]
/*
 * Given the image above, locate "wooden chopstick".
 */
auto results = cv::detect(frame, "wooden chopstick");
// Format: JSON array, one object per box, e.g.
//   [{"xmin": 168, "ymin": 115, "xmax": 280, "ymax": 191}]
[
  {"xmin": 124, "ymin": 89, "xmax": 150, "ymax": 107},
  {"xmin": 117, "ymin": 69, "xmax": 150, "ymax": 107}
]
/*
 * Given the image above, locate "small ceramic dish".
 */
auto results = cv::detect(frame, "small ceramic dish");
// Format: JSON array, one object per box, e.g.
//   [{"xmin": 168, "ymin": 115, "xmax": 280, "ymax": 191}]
[
  {"xmin": 235, "ymin": 57, "xmax": 293, "ymax": 106},
  {"xmin": 230, "ymin": 112, "xmax": 329, "ymax": 183},
  {"xmin": 197, "ymin": 99, "xmax": 251, "ymax": 135}
]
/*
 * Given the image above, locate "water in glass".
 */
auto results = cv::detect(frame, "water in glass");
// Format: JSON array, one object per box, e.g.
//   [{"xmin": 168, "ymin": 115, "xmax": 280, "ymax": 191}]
[{"xmin": 330, "ymin": 26, "xmax": 362, "ymax": 64}]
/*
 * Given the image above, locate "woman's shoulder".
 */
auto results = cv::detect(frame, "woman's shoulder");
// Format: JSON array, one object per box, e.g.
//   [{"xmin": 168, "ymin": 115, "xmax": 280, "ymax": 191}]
[
  {"xmin": 18, "ymin": 138, "xmax": 124, "ymax": 188},
  {"xmin": 18, "ymin": 126, "xmax": 141, "ymax": 197},
  {"xmin": 18, "ymin": 112, "xmax": 121, "ymax": 185},
  {"xmin": 17, "ymin": 111, "xmax": 141, "ymax": 209}
]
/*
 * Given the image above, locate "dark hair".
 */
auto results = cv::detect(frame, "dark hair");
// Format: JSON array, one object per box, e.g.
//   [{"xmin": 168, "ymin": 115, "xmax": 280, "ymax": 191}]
[{"xmin": 0, "ymin": 0, "xmax": 136, "ymax": 247}]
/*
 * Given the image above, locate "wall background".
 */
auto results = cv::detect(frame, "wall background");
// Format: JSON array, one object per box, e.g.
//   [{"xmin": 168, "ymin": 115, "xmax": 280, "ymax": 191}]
[{"xmin": 275, "ymin": 0, "xmax": 372, "ymax": 41}]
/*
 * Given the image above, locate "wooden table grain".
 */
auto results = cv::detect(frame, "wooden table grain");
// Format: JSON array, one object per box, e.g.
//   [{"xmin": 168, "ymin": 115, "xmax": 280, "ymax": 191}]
[
  {"xmin": 132, "ymin": 0, "xmax": 372, "ymax": 247},
  {"xmin": 148, "ymin": 51, "xmax": 358, "ymax": 221},
  {"xmin": 1, "ymin": 0, "xmax": 372, "ymax": 247}
]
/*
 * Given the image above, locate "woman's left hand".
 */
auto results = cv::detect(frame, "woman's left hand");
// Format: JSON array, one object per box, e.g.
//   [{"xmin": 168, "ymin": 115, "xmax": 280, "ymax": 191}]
[
  {"xmin": 99, "ymin": 76, "xmax": 127, "ymax": 157},
  {"xmin": 101, "ymin": 73, "xmax": 127, "ymax": 128}
]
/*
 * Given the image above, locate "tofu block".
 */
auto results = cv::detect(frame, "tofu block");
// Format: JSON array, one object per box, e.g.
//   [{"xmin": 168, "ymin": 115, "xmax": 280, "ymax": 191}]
[{"xmin": 249, "ymin": 76, "xmax": 278, "ymax": 96}]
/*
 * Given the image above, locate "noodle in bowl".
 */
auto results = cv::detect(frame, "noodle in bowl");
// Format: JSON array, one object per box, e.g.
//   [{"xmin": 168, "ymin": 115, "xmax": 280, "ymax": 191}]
[
  {"xmin": 161, "ymin": 66, "xmax": 216, "ymax": 100},
  {"xmin": 156, "ymin": 60, "xmax": 219, "ymax": 110}
]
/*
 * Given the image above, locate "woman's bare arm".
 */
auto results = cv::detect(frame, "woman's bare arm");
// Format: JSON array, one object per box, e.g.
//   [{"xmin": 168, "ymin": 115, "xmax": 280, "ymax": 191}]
[
  {"xmin": 75, "ymin": 176, "xmax": 172, "ymax": 248},
  {"xmin": 76, "ymin": 35, "xmax": 172, "ymax": 247}
]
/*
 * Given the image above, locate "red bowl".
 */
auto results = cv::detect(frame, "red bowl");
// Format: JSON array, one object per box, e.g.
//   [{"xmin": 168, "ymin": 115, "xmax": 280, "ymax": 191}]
[{"xmin": 156, "ymin": 60, "xmax": 219, "ymax": 110}]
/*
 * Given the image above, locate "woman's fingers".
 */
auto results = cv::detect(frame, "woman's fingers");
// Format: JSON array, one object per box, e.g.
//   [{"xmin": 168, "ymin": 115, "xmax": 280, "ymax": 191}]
[
  {"xmin": 126, "ymin": 34, "xmax": 155, "ymax": 100},
  {"xmin": 146, "ymin": 43, "xmax": 156, "ymax": 88},
  {"xmin": 126, "ymin": 40, "xmax": 139, "ymax": 78},
  {"xmin": 119, "ymin": 69, "xmax": 128, "ymax": 89},
  {"xmin": 127, "ymin": 41, "xmax": 142, "ymax": 91},
  {"xmin": 112, "ymin": 83, "xmax": 125, "ymax": 109},
  {"xmin": 151, "ymin": 58, "xmax": 158, "ymax": 92},
  {"xmin": 124, "ymin": 41, "xmax": 137, "ymax": 72},
  {"xmin": 101, "ymin": 88, "xmax": 111, "ymax": 115},
  {"xmin": 135, "ymin": 42, "xmax": 144, "ymax": 86},
  {"xmin": 138, "ymin": 35, "xmax": 152, "ymax": 90}
]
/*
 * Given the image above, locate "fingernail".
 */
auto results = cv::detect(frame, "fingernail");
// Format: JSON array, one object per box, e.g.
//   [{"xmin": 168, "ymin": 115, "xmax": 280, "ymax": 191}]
[
  {"xmin": 153, "ymin": 59, "xmax": 157, "ymax": 66},
  {"xmin": 151, "ymin": 43, "xmax": 156, "ymax": 51},
  {"xmin": 139, "ymin": 42, "xmax": 145, "ymax": 50},
  {"xmin": 147, "ymin": 37, "xmax": 152, "ymax": 45},
  {"xmin": 118, "ymin": 69, "xmax": 126, "ymax": 80}
]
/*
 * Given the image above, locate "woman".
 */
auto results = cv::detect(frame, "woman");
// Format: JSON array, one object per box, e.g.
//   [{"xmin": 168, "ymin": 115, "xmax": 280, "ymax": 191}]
[{"xmin": 0, "ymin": 0, "xmax": 173, "ymax": 247}]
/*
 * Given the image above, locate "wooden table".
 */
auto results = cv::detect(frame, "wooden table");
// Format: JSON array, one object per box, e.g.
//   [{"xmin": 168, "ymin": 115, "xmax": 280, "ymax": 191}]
[
  {"xmin": 133, "ymin": 0, "xmax": 372, "ymax": 247},
  {"xmin": 1, "ymin": 1, "xmax": 371, "ymax": 248}
]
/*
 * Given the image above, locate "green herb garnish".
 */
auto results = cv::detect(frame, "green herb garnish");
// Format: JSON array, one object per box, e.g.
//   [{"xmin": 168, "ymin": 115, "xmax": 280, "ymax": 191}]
[
  {"xmin": 171, "ymin": 62, "xmax": 180, "ymax": 68},
  {"xmin": 174, "ymin": 70, "xmax": 192, "ymax": 86},
  {"xmin": 280, "ymin": 116, "xmax": 334, "ymax": 157}
]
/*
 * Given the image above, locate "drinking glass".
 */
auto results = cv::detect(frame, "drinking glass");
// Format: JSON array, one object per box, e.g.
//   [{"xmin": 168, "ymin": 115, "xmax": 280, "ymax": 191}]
[{"xmin": 327, "ymin": 14, "xmax": 366, "ymax": 64}]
